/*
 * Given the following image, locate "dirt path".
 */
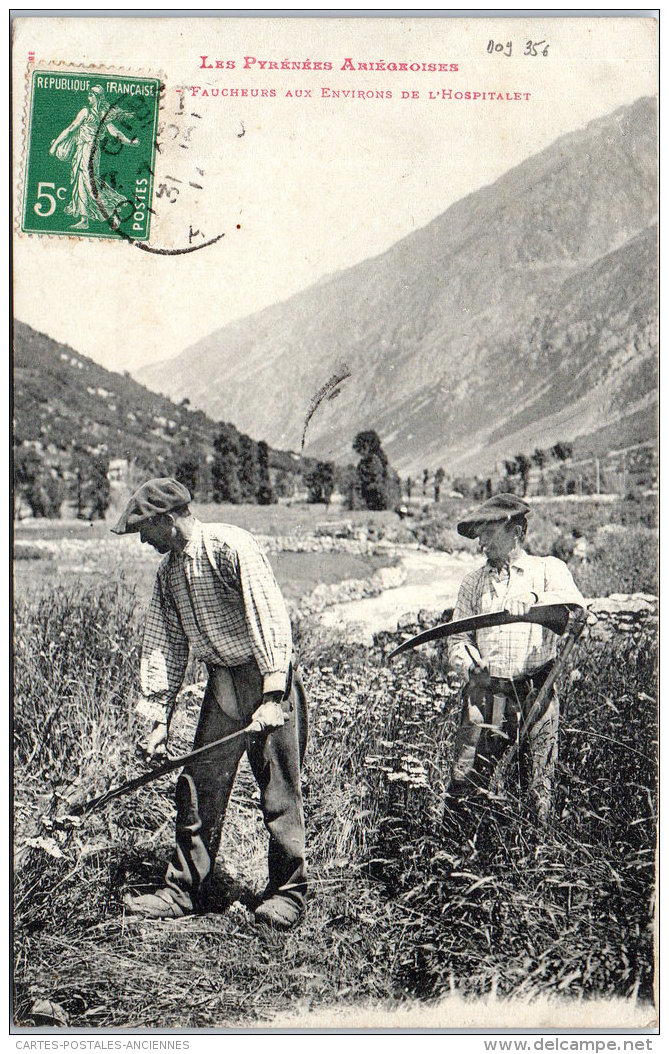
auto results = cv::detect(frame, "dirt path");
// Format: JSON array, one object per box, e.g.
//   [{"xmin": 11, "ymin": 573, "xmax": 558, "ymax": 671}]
[{"xmin": 317, "ymin": 548, "xmax": 481, "ymax": 644}]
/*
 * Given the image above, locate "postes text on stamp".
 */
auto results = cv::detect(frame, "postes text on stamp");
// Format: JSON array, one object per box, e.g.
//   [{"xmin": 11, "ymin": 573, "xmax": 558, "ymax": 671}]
[{"xmin": 21, "ymin": 70, "xmax": 161, "ymax": 240}]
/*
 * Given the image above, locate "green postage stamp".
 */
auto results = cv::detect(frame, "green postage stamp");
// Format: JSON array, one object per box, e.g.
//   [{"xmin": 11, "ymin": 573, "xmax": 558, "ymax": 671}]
[{"xmin": 21, "ymin": 69, "xmax": 161, "ymax": 240}]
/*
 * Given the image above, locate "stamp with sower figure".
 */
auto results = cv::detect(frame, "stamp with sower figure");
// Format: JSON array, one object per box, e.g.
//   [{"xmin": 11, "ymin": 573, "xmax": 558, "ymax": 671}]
[{"xmin": 21, "ymin": 69, "xmax": 161, "ymax": 240}]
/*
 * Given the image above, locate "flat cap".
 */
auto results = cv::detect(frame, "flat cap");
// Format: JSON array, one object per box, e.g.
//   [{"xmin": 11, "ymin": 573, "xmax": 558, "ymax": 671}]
[
  {"xmin": 457, "ymin": 493, "xmax": 531, "ymax": 539},
  {"xmin": 111, "ymin": 477, "xmax": 191, "ymax": 535}
]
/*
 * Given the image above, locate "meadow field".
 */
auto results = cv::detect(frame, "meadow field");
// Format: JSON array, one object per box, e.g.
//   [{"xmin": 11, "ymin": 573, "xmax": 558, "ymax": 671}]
[
  {"xmin": 13, "ymin": 503, "xmax": 400, "ymax": 606},
  {"xmin": 13, "ymin": 499, "xmax": 658, "ymax": 1029}
]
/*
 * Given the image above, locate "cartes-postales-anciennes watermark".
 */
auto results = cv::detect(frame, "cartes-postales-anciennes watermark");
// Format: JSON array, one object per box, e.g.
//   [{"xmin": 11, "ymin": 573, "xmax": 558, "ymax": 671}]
[{"xmin": 21, "ymin": 69, "xmax": 161, "ymax": 240}]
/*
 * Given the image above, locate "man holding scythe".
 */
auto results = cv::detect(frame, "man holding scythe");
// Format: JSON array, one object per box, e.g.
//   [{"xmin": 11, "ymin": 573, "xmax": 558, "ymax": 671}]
[
  {"xmin": 111, "ymin": 478, "xmax": 308, "ymax": 929},
  {"xmin": 446, "ymin": 494, "xmax": 586, "ymax": 822}
]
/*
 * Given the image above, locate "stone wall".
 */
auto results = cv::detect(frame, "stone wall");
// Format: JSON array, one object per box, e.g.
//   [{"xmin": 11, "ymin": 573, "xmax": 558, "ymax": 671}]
[
  {"xmin": 586, "ymin": 593, "xmax": 657, "ymax": 641},
  {"xmin": 257, "ymin": 533, "xmax": 403, "ymax": 558}
]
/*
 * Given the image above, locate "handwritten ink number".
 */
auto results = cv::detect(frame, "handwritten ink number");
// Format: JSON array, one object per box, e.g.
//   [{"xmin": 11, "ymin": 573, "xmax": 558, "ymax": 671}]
[
  {"xmin": 524, "ymin": 40, "xmax": 549, "ymax": 57},
  {"xmin": 486, "ymin": 39, "xmax": 512, "ymax": 57}
]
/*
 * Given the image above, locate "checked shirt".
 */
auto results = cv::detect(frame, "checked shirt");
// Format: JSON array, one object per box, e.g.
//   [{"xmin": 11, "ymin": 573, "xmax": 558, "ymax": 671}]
[
  {"xmin": 447, "ymin": 550, "xmax": 585, "ymax": 680},
  {"xmin": 139, "ymin": 520, "xmax": 292, "ymax": 723}
]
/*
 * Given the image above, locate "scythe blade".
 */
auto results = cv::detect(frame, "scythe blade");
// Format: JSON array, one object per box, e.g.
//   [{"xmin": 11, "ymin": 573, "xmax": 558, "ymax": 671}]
[{"xmin": 387, "ymin": 603, "xmax": 584, "ymax": 660}]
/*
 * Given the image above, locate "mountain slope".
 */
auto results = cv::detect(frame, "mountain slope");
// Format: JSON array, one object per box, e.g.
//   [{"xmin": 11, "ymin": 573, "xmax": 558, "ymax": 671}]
[
  {"xmin": 13, "ymin": 321, "xmax": 307, "ymax": 475},
  {"xmin": 136, "ymin": 97, "xmax": 657, "ymax": 472}
]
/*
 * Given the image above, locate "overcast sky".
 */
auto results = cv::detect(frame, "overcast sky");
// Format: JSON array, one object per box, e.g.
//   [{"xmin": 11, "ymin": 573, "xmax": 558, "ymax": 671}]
[{"xmin": 13, "ymin": 15, "xmax": 657, "ymax": 374}]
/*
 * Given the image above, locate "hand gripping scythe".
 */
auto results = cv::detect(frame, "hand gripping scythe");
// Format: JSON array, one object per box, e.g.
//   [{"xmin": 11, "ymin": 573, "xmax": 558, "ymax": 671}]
[
  {"xmin": 57, "ymin": 724, "xmax": 255, "ymax": 823},
  {"xmin": 53, "ymin": 670, "xmax": 296, "ymax": 826},
  {"xmin": 387, "ymin": 602, "xmax": 589, "ymax": 788}
]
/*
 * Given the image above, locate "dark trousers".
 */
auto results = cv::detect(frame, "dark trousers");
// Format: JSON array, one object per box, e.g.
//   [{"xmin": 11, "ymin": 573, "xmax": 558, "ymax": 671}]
[{"xmin": 164, "ymin": 661, "xmax": 308, "ymax": 912}]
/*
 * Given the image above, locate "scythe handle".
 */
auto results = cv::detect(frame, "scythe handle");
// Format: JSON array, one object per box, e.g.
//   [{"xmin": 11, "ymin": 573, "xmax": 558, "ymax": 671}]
[
  {"xmin": 494, "ymin": 610, "xmax": 588, "ymax": 782},
  {"xmin": 73, "ymin": 724, "xmax": 254, "ymax": 818}
]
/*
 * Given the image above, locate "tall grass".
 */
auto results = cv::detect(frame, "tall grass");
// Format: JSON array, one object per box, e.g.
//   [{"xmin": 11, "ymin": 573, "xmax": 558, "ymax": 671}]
[
  {"xmin": 373, "ymin": 630, "xmax": 657, "ymax": 1002},
  {"xmin": 298, "ymin": 626, "xmax": 656, "ymax": 1004},
  {"xmin": 14, "ymin": 578, "xmax": 139, "ymax": 772},
  {"xmin": 13, "ymin": 582, "xmax": 657, "ymax": 1026}
]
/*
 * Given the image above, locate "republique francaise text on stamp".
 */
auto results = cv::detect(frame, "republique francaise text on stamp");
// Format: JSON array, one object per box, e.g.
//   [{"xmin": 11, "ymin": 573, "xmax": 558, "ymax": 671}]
[{"xmin": 21, "ymin": 68, "xmax": 161, "ymax": 241}]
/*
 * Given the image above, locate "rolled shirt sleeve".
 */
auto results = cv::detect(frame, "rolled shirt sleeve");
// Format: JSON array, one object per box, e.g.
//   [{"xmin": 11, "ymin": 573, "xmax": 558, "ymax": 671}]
[
  {"xmin": 447, "ymin": 568, "xmax": 483, "ymax": 676},
  {"xmin": 139, "ymin": 564, "xmax": 189, "ymax": 725},
  {"xmin": 236, "ymin": 543, "xmax": 292, "ymax": 696}
]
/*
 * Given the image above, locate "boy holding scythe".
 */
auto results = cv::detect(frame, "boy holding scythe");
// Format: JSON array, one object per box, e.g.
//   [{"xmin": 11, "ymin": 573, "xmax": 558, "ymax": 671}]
[{"xmin": 447, "ymin": 494, "xmax": 585, "ymax": 822}]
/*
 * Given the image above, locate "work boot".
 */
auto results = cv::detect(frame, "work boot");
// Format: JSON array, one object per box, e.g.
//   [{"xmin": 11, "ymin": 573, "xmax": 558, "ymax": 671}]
[
  {"xmin": 123, "ymin": 888, "xmax": 190, "ymax": 919},
  {"xmin": 254, "ymin": 896, "xmax": 303, "ymax": 931}
]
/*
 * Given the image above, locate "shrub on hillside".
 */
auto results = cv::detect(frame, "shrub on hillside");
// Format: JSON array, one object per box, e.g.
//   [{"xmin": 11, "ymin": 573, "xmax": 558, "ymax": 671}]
[{"xmin": 572, "ymin": 527, "xmax": 658, "ymax": 597}]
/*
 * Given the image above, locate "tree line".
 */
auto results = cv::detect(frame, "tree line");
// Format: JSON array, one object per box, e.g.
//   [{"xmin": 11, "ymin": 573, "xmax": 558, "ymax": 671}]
[
  {"xmin": 14, "ymin": 445, "xmax": 111, "ymax": 520},
  {"xmin": 501, "ymin": 442, "xmax": 574, "ymax": 496},
  {"xmin": 405, "ymin": 442, "xmax": 577, "ymax": 505},
  {"xmin": 304, "ymin": 431, "xmax": 401, "ymax": 511},
  {"xmin": 13, "ymin": 425, "xmax": 294, "ymax": 520},
  {"xmin": 13, "ymin": 426, "xmax": 404, "ymax": 520},
  {"xmin": 204, "ymin": 428, "xmax": 275, "ymax": 505}
]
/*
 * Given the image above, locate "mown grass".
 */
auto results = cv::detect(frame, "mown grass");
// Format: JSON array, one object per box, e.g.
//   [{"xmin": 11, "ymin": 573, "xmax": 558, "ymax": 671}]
[
  {"xmin": 13, "ymin": 532, "xmax": 393, "ymax": 610},
  {"xmin": 13, "ymin": 574, "xmax": 657, "ymax": 1028}
]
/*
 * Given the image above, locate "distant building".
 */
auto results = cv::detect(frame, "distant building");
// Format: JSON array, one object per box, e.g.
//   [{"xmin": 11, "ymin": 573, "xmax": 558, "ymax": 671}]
[{"xmin": 108, "ymin": 458, "xmax": 129, "ymax": 483}]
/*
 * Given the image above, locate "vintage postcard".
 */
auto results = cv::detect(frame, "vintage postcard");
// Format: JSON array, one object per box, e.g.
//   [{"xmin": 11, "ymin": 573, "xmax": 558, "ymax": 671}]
[{"xmin": 11, "ymin": 12, "xmax": 658, "ymax": 1037}]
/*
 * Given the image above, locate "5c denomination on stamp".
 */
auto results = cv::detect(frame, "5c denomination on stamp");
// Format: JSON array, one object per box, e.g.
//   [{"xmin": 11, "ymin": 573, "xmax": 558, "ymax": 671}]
[{"xmin": 21, "ymin": 69, "xmax": 161, "ymax": 240}]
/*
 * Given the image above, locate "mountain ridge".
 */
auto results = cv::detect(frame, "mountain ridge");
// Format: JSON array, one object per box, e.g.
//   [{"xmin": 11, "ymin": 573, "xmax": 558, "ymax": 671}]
[{"xmin": 136, "ymin": 96, "xmax": 658, "ymax": 473}]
